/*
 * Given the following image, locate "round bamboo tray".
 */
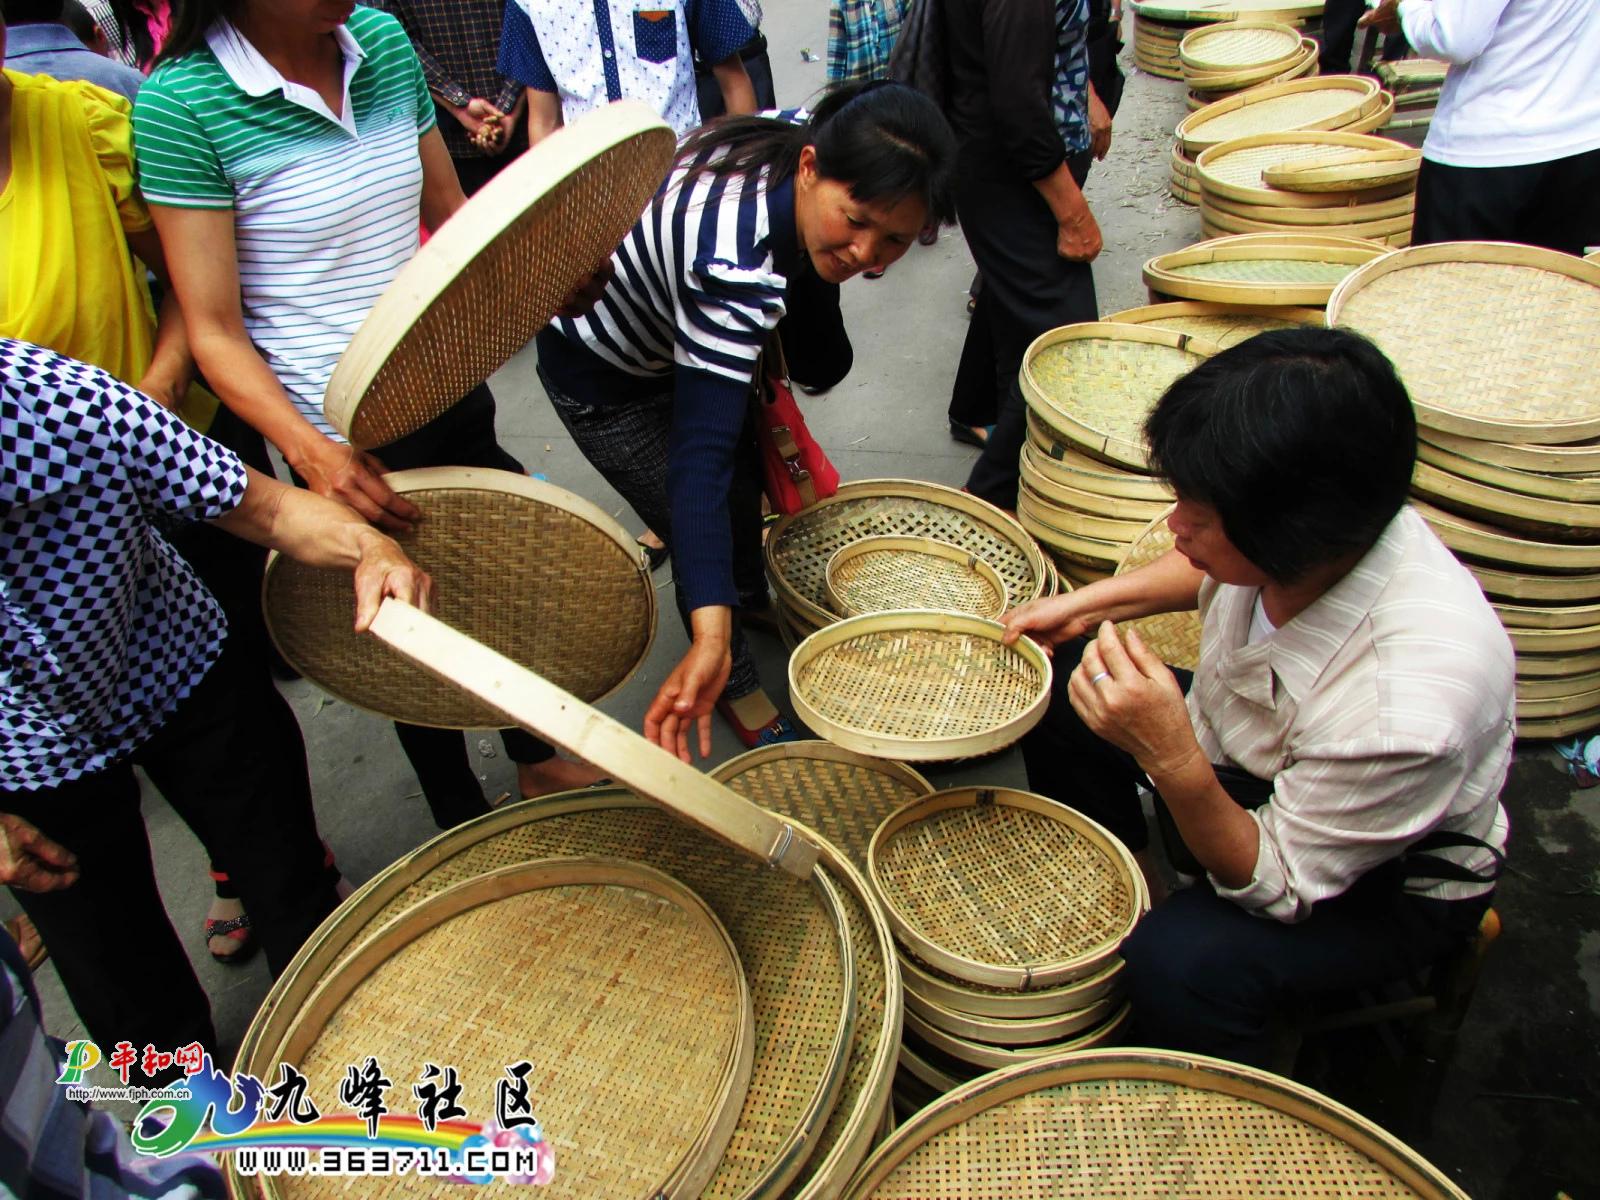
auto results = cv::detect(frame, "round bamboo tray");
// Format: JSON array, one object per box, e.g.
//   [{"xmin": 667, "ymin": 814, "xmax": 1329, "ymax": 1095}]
[
  {"xmin": 1412, "ymin": 462, "xmax": 1600, "ymax": 535},
  {"xmin": 1185, "ymin": 37, "xmax": 1319, "ymax": 100},
  {"xmin": 1132, "ymin": 0, "xmax": 1325, "ymax": 19},
  {"xmin": 901, "ymin": 1002, "xmax": 1131, "ymax": 1071},
  {"xmin": 1263, "ymin": 144, "xmax": 1422, "ymax": 192},
  {"xmin": 1023, "ymin": 413, "xmax": 1176, "ymax": 500},
  {"xmin": 904, "ymin": 984, "xmax": 1122, "ymax": 1047},
  {"xmin": 1327, "ymin": 242, "xmax": 1600, "ymax": 445},
  {"xmin": 825, "ymin": 536, "xmax": 1007, "ymax": 620},
  {"xmin": 841, "ymin": 1049, "xmax": 1472, "ymax": 1200},
  {"xmin": 1052, "ymin": 553, "xmax": 1115, "ymax": 588},
  {"xmin": 1200, "ymin": 204, "xmax": 1412, "ymax": 241},
  {"xmin": 897, "ymin": 1038, "xmax": 972, "ymax": 1097},
  {"xmin": 1520, "ymin": 688, "xmax": 1600, "ymax": 720},
  {"xmin": 1517, "ymin": 706, "xmax": 1600, "ymax": 739},
  {"xmin": 1512, "ymin": 647, "xmax": 1600, "ymax": 677},
  {"xmin": 230, "ymin": 793, "xmax": 861, "ymax": 1200},
  {"xmin": 1417, "ymin": 440, "xmax": 1600, "ymax": 501},
  {"xmin": 766, "ymin": 479, "xmax": 1047, "ymax": 630},
  {"xmin": 789, "ymin": 613, "xmax": 1053, "ymax": 761},
  {"xmin": 265, "ymin": 858, "xmax": 754, "ymax": 1200},
  {"xmin": 1105, "ymin": 300, "xmax": 1322, "ymax": 346},
  {"xmin": 1420, "ymin": 428, "xmax": 1600, "ymax": 476},
  {"xmin": 1144, "ymin": 235, "xmax": 1389, "ymax": 305},
  {"xmin": 1017, "ymin": 501, "xmax": 1130, "ymax": 571},
  {"xmin": 1203, "ymin": 187, "xmax": 1415, "ymax": 225},
  {"xmin": 263, "ymin": 467, "xmax": 653, "ymax": 728},
  {"xmin": 1184, "ymin": 49, "xmax": 1315, "ymax": 95},
  {"xmin": 901, "ymin": 951, "xmax": 1123, "ymax": 1020},
  {"xmin": 1517, "ymin": 669, "xmax": 1600, "ymax": 700},
  {"xmin": 1466, "ymin": 561, "xmax": 1600, "ymax": 604},
  {"xmin": 1416, "ymin": 501, "xmax": 1600, "ymax": 571},
  {"xmin": 324, "ymin": 102, "xmax": 674, "ymax": 448},
  {"xmin": 1114, "ymin": 510, "xmax": 1203, "ymax": 671},
  {"xmin": 1020, "ymin": 323, "xmax": 1220, "ymax": 470},
  {"xmin": 1507, "ymin": 623, "xmax": 1600, "ymax": 654},
  {"xmin": 1019, "ymin": 446, "xmax": 1174, "ymax": 522},
  {"xmin": 1493, "ymin": 599, "xmax": 1600, "ymax": 630},
  {"xmin": 866, "ymin": 788, "xmax": 1146, "ymax": 990},
  {"xmin": 1195, "ymin": 130, "xmax": 1413, "ymax": 205},
  {"xmin": 1178, "ymin": 77, "xmax": 1385, "ymax": 155},
  {"xmin": 1017, "ymin": 482, "xmax": 1155, "ymax": 544}
]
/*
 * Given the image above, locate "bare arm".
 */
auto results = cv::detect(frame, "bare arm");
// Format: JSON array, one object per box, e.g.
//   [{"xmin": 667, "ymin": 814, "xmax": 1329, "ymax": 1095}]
[
  {"xmin": 147, "ymin": 203, "xmax": 420, "ymax": 532},
  {"xmin": 1003, "ymin": 547, "xmax": 1203, "ymax": 653},
  {"xmin": 1032, "ymin": 159, "xmax": 1102, "ymax": 262},
  {"xmin": 125, "ymin": 225, "xmax": 193, "ymax": 411},
  {"xmin": 526, "ymin": 87, "xmax": 562, "ymax": 146},
  {"xmin": 709, "ymin": 53, "xmax": 757, "ymax": 115},
  {"xmin": 418, "ymin": 126, "xmax": 467, "ymax": 232},
  {"xmin": 210, "ymin": 466, "xmax": 434, "ymax": 632}
]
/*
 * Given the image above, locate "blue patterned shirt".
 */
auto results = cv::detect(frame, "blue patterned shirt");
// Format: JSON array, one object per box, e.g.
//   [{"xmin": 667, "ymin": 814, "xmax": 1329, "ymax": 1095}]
[{"xmin": 1052, "ymin": 0, "xmax": 1091, "ymax": 154}]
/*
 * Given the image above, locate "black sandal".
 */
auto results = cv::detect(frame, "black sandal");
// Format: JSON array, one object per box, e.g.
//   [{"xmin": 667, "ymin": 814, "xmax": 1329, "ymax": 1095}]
[{"xmin": 948, "ymin": 421, "xmax": 994, "ymax": 449}]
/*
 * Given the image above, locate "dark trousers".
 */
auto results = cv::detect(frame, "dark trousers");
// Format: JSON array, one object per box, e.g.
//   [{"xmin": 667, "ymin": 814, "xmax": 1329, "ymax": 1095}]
[
  {"xmin": 1413, "ymin": 148, "xmax": 1600, "ymax": 257},
  {"xmin": 314, "ymin": 385, "xmax": 554, "ymax": 828},
  {"xmin": 1318, "ymin": 0, "xmax": 1405, "ymax": 73},
  {"xmin": 953, "ymin": 152, "xmax": 1098, "ymax": 510},
  {"xmin": 696, "ymin": 33, "xmax": 778, "ymax": 119},
  {"xmin": 2, "ymin": 636, "xmax": 340, "ymax": 1061},
  {"xmin": 537, "ymin": 363, "xmax": 768, "ymax": 701}
]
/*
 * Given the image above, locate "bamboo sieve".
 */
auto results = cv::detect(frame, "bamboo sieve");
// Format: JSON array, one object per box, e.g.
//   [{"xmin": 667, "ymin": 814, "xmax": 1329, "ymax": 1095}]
[
  {"xmin": 1144, "ymin": 235, "xmax": 1389, "ymax": 305},
  {"xmin": 1024, "ymin": 410, "xmax": 1177, "ymax": 501},
  {"xmin": 1195, "ymin": 130, "xmax": 1414, "ymax": 205},
  {"xmin": 1412, "ymin": 462, "xmax": 1600, "ymax": 535},
  {"xmin": 1263, "ymin": 144, "xmax": 1422, "ymax": 192},
  {"xmin": 1131, "ymin": 0, "xmax": 1326, "ymax": 18},
  {"xmin": 901, "ymin": 950, "xmax": 1123, "ymax": 1020},
  {"xmin": 1018, "ymin": 446, "xmax": 1173, "ymax": 523},
  {"xmin": 1416, "ymin": 440, "xmax": 1600, "ymax": 503},
  {"xmin": 1017, "ymin": 481, "xmax": 1155, "ymax": 544},
  {"xmin": 1179, "ymin": 21, "xmax": 1303, "ymax": 73},
  {"xmin": 901, "ymin": 1003, "xmax": 1131, "ymax": 1072},
  {"xmin": 1420, "ymin": 428, "xmax": 1600, "ymax": 476},
  {"xmin": 1465, "ymin": 561, "xmax": 1600, "ymax": 605},
  {"xmin": 1415, "ymin": 501, "xmax": 1600, "ymax": 571},
  {"xmin": 1114, "ymin": 510, "xmax": 1203, "ymax": 671},
  {"xmin": 1178, "ymin": 77, "xmax": 1386, "ymax": 155},
  {"xmin": 903, "ymin": 983, "xmax": 1122, "ymax": 1048},
  {"xmin": 1493, "ymin": 598, "xmax": 1600, "ymax": 631},
  {"xmin": 824, "ymin": 536, "xmax": 1007, "ymax": 620}
]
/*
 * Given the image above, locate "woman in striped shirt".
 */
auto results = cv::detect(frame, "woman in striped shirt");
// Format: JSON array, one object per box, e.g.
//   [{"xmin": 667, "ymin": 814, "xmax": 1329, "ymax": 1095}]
[{"xmin": 535, "ymin": 81, "xmax": 956, "ymax": 760}]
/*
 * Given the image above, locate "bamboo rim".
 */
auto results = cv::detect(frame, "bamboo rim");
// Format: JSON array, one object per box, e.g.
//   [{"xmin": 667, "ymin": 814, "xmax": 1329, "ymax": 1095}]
[
  {"xmin": 369, "ymin": 601, "xmax": 821, "ymax": 876},
  {"xmin": 1420, "ymin": 428, "xmax": 1600, "ymax": 476},
  {"xmin": 1019, "ymin": 446, "xmax": 1175, "ymax": 521},
  {"xmin": 1494, "ymin": 599, "xmax": 1600, "ymax": 631},
  {"xmin": 1024, "ymin": 412, "xmax": 1176, "ymax": 500},
  {"xmin": 866, "ymin": 788, "xmax": 1146, "ymax": 990},
  {"xmin": 900, "ymin": 1002, "xmax": 1131, "ymax": 1071},
  {"xmin": 1017, "ymin": 502, "xmax": 1129, "ymax": 569},
  {"xmin": 1262, "ymin": 145, "xmax": 1422, "ymax": 192},
  {"xmin": 1419, "ymin": 437, "xmax": 1600, "ymax": 494},
  {"xmin": 900, "ymin": 951, "xmax": 1124, "ymax": 1019},
  {"xmin": 1326, "ymin": 241, "xmax": 1600, "ymax": 445},
  {"xmin": 1516, "ymin": 707, "xmax": 1600, "ymax": 739},
  {"xmin": 765, "ymin": 479, "xmax": 1048, "ymax": 630},
  {"xmin": 1521, "ymin": 685, "xmax": 1600, "ymax": 716},
  {"xmin": 788, "ymin": 612, "xmax": 1054, "ymax": 761},
  {"xmin": 1019, "ymin": 322, "xmax": 1221, "ymax": 470},
  {"xmin": 1178, "ymin": 77, "xmax": 1384, "ymax": 155},
  {"xmin": 902, "ymin": 979, "xmax": 1123, "ymax": 1046},
  {"xmin": 263, "ymin": 858, "xmax": 755, "ymax": 1200},
  {"xmin": 325, "ymin": 102, "xmax": 674, "ymax": 448},
  {"xmin": 1183, "ymin": 41, "xmax": 1317, "ymax": 92},
  {"xmin": 1466, "ymin": 560, "xmax": 1600, "ymax": 603},
  {"xmin": 1194, "ymin": 129, "xmax": 1412, "ymax": 204},
  {"xmin": 1105, "ymin": 301, "xmax": 1324, "ymax": 346},
  {"xmin": 1201, "ymin": 210, "xmax": 1413, "ymax": 242},
  {"xmin": 897, "ymin": 1040, "xmax": 969, "ymax": 1096},
  {"xmin": 841, "ymin": 1049, "xmax": 1472, "ymax": 1200},
  {"xmin": 1513, "ymin": 647, "xmax": 1600, "ymax": 677},
  {"xmin": 1517, "ymin": 670, "xmax": 1600, "ymax": 700},
  {"xmin": 1143, "ymin": 237, "xmax": 1389, "ymax": 305},
  {"xmin": 1131, "ymin": 0, "xmax": 1325, "ymax": 19},
  {"xmin": 1412, "ymin": 462, "xmax": 1600, "ymax": 531},
  {"xmin": 1017, "ymin": 482, "xmax": 1155, "ymax": 543},
  {"xmin": 1202, "ymin": 187, "xmax": 1415, "ymax": 225},
  {"xmin": 1415, "ymin": 501, "xmax": 1600, "ymax": 570},
  {"xmin": 825, "ymin": 536, "xmax": 1008, "ymax": 620},
  {"xmin": 1507, "ymin": 623, "xmax": 1600, "ymax": 654}
]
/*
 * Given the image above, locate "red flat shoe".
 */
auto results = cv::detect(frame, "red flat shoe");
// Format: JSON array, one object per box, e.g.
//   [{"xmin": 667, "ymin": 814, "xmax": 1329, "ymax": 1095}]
[{"xmin": 715, "ymin": 699, "xmax": 800, "ymax": 749}]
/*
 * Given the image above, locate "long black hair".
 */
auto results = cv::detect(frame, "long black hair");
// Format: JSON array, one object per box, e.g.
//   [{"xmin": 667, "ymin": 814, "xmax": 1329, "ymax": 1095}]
[
  {"xmin": 675, "ymin": 80, "xmax": 958, "ymax": 226},
  {"xmin": 154, "ymin": 0, "xmax": 242, "ymax": 67}
]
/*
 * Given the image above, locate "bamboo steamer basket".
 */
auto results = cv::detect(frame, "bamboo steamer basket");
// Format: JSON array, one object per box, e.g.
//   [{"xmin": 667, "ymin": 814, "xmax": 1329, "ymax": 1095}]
[
  {"xmin": 1019, "ymin": 323, "xmax": 1221, "ymax": 470},
  {"xmin": 1415, "ymin": 501, "xmax": 1600, "ymax": 572},
  {"xmin": 1466, "ymin": 560, "xmax": 1600, "ymax": 604},
  {"xmin": 1178, "ymin": 21, "xmax": 1304, "ymax": 74},
  {"xmin": 263, "ymin": 468, "xmax": 653, "ymax": 728},
  {"xmin": 900, "ymin": 951, "xmax": 1123, "ymax": 1020},
  {"xmin": 1017, "ymin": 482, "xmax": 1156, "ymax": 544},
  {"xmin": 1494, "ymin": 599, "xmax": 1600, "ymax": 631},
  {"xmin": 1018, "ymin": 446, "xmax": 1174, "ymax": 522},
  {"xmin": 1327, "ymin": 242, "xmax": 1600, "ymax": 445},
  {"xmin": 1178, "ymin": 77, "xmax": 1385, "ymax": 155},
  {"xmin": 901, "ymin": 1003, "xmax": 1132, "ymax": 1071},
  {"xmin": 824, "ymin": 536, "xmax": 1007, "ymax": 620},
  {"xmin": 324, "ymin": 102, "xmax": 673, "ymax": 448},
  {"xmin": 1412, "ymin": 462, "xmax": 1600, "ymax": 537},
  {"xmin": 788, "ymin": 613, "xmax": 1053, "ymax": 761},
  {"xmin": 904, "ymin": 984, "xmax": 1123, "ymax": 1047},
  {"xmin": 842, "ymin": 1049, "xmax": 1471, "ymax": 1200},
  {"xmin": 1114, "ymin": 511, "xmax": 1203, "ymax": 671},
  {"xmin": 1144, "ymin": 235, "xmax": 1389, "ymax": 305},
  {"xmin": 1105, "ymin": 300, "xmax": 1322, "ymax": 346},
  {"xmin": 1263, "ymin": 144, "xmax": 1422, "ymax": 192},
  {"xmin": 866, "ymin": 788, "xmax": 1146, "ymax": 990},
  {"xmin": 766, "ymin": 480, "xmax": 1047, "ymax": 630},
  {"xmin": 228, "ymin": 793, "xmax": 861, "ymax": 1200},
  {"xmin": 1195, "ymin": 130, "xmax": 1414, "ymax": 205},
  {"xmin": 367, "ymin": 601, "xmax": 821, "ymax": 876},
  {"xmin": 1421, "ymin": 428, "xmax": 1600, "ymax": 476},
  {"xmin": 262, "ymin": 858, "xmax": 755, "ymax": 1200},
  {"xmin": 1418, "ymin": 439, "xmax": 1600, "ymax": 501},
  {"xmin": 1023, "ymin": 412, "xmax": 1176, "ymax": 500}
]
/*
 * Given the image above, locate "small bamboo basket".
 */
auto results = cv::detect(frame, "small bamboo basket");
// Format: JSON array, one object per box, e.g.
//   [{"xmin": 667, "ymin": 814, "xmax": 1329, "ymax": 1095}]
[
  {"xmin": 824, "ymin": 536, "xmax": 1008, "ymax": 620},
  {"xmin": 1115, "ymin": 510, "xmax": 1203, "ymax": 671},
  {"xmin": 1144, "ymin": 235, "xmax": 1389, "ymax": 306}
]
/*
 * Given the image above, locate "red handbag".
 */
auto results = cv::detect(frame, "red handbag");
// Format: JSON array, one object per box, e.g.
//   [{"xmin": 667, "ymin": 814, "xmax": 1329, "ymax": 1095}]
[{"xmin": 754, "ymin": 336, "xmax": 839, "ymax": 514}]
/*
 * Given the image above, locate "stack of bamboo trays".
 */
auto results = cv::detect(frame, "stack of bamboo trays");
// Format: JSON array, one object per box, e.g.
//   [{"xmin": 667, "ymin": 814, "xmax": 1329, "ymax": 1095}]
[
  {"xmin": 1328, "ymin": 243, "xmax": 1600, "ymax": 738},
  {"xmin": 1178, "ymin": 20, "xmax": 1318, "ymax": 109},
  {"xmin": 1194, "ymin": 129, "xmax": 1418, "ymax": 243},
  {"xmin": 1142, "ymin": 231, "xmax": 1390, "ymax": 307},
  {"xmin": 869, "ymin": 788, "xmax": 1148, "ymax": 1118},
  {"xmin": 1016, "ymin": 323, "xmax": 1213, "ymax": 587},
  {"xmin": 1131, "ymin": 0, "xmax": 1325, "ymax": 82},
  {"xmin": 1377, "ymin": 57, "xmax": 1447, "ymax": 131}
]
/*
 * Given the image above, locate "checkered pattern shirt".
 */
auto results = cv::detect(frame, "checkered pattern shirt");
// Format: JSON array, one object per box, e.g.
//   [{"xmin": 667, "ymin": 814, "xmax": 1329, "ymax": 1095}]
[
  {"xmin": 1, "ymin": 339, "xmax": 249, "ymax": 792},
  {"xmin": 366, "ymin": 0, "xmax": 522, "ymax": 159},
  {"xmin": 827, "ymin": 0, "xmax": 906, "ymax": 82}
]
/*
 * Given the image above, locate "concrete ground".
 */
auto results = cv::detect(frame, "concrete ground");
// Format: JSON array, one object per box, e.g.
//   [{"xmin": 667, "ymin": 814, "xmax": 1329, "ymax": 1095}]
[{"xmin": 4, "ymin": 2, "xmax": 1594, "ymax": 1195}]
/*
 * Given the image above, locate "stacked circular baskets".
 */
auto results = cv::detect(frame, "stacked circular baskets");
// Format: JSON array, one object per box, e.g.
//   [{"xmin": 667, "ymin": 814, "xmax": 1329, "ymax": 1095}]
[
  {"xmin": 1328, "ymin": 243, "xmax": 1600, "ymax": 737},
  {"xmin": 1177, "ymin": 20, "xmax": 1318, "ymax": 109},
  {"xmin": 1143, "ymin": 231, "xmax": 1390, "ymax": 309},
  {"xmin": 1377, "ymin": 56, "xmax": 1448, "ymax": 132},
  {"xmin": 1131, "ymin": 0, "xmax": 1325, "ymax": 82},
  {"xmin": 1015, "ymin": 322, "xmax": 1212, "ymax": 586},
  {"xmin": 1177, "ymin": 76, "xmax": 1401, "ymax": 219}
]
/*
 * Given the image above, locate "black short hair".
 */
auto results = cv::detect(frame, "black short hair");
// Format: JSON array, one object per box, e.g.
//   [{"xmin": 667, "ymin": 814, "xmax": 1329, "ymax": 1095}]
[
  {"xmin": 59, "ymin": 0, "xmax": 94, "ymax": 41},
  {"xmin": 1, "ymin": 0, "xmax": 65, "ymax": 24},
  {"xmin": 1144, "ymin": 327, "xmax": 1416, "ymax": 583}
]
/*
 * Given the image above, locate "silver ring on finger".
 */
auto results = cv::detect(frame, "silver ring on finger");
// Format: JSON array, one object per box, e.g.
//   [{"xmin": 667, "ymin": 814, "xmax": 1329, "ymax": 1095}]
[{"xmin": 1090, "ymin": 671, "xmax": 1110, "ymax": 686}]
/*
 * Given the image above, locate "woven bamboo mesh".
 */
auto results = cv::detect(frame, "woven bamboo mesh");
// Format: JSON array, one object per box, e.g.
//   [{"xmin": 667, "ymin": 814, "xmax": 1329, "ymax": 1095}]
[
  {"xmin": 274, "ymin": 861, "xmax": 749, "ymax": 1200},
  {"xmin": 1200, "ymin": 136, "xmax": 1397, "ymax": 197},
  {"xmin": 315, "ymin": 798, "xmax": 856, "ymax": 1200},
  {"xmin": 766, "ymin": 481, "xmax": 1045, "ymax": 628},
  {"xmin": 1327, "ymin": 249, "xmax": 1600, "ymax": 440},
  {"xmin": 1182, "ymin": 80, "xmax": 1379, "ymax": 148},
  {"xmin": 1263, "ymin": 147, "xmax": 1421, "ymax": 193},
  {"xmin": 791, "ymin": 619, "xmax": 1049, "ymax": 754},
  {"xmin": 1180, "ymin": 22, "xmax": 1302, "ymax": 70},
  {"xmin": 1165, "ymin": 254, "xmax": 1365, "ymax": 284},
  {"xmin": 870, "ymin": 793, "xmax": 1141, "ymax": 986},
  {"xmin": 1115, "ymin": 512, "xmax": 1202, "ymax": 671},
  {"xmin": 827, "ymin": 538, "xmax": 1007, "ymax": 620},
  {"xmin": 264, "ymin": 470, "xmax": 653, "ymax": 727},
  {"xmin": 325, "ymin": 104, "xmax": 675, "ymax": 448},
  {"xmin": 846, "ymin": 1050, "xmax": 1468, "ymax": 1200}
]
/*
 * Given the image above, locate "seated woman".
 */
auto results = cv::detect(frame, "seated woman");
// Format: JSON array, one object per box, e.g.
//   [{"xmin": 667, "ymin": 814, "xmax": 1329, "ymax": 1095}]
[
  {"xmin": 535, "ymin": 80, "xmax": 957, "ymax": 758},
  {"xmin": 1004, "ymin": 328, "xmax": 1511, "ymax": 1067}
]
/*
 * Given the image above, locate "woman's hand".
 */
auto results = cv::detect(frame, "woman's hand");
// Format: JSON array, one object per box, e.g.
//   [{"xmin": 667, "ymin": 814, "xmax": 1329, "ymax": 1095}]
[
  {"xmin": 1056, "ymin": 201, "xmax": 1103, "ymax": 262},
  {"xmin": 0, "ymin": 814, "xmax": 79, "ymax": 893},
  {"xmin": 1088, "ymin": 85, "xmax": 1113, "ymax": 161},
  {"xmin": 451, "ymin": 96, "xmax": 507, "ymax": 146},
  {"xmin": 351, "ymin": 528, "xmax": 434, "ymax": 632},
  {"xmin": 292, "ymin": 435, "xmax": 421, "ymax": 534},
  {"xmin": 1359, "ymin": 0, "xmax": 1401, "ymax": 35},
  {"xmin": 1001, "ymin": 593, "xmax": 1095, "ymax": 655},
  {"xmin": 1069, "ymin": 621, "xmax": 1202, "ymax": 778},
  {"xmin": 646, "ymin": 607, "xmax": 733, "ymax": 762}
]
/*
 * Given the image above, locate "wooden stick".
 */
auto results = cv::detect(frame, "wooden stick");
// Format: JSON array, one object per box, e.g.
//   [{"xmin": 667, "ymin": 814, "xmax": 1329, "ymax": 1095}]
[{"xmin": 369, "ymin": 599, "xmax": 820, "ymax": 877}]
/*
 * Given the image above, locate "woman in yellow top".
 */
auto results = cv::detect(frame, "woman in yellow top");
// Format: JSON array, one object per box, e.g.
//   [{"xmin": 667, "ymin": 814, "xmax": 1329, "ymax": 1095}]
[{"xmin": 0, "ymin": 15, "xmax": 338, "ymax": 973}]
